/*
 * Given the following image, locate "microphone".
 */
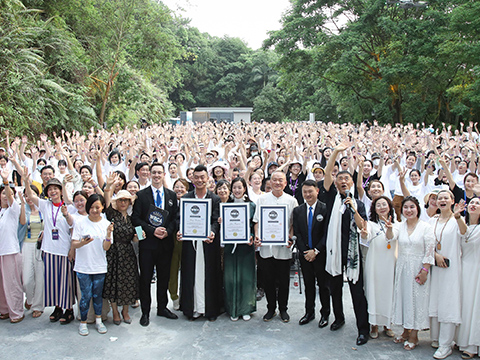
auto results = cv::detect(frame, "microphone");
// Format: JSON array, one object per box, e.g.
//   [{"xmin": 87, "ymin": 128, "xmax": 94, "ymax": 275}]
[{"xmin": 344, "ymin": 190, "xmax": 356, "ymax": 213}]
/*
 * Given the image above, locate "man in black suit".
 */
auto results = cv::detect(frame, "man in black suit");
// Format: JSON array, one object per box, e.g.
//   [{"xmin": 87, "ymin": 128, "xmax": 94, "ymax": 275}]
[
  {"xmin": 293, "ymin": 180, "xmax": 330, "ymax": 327},
  {"xmin": 177, "ymin": 165, "xmax": 223, "ymax": 321},
  {"xmin": 132, "ymin": 163, "xmax": 179, "ymax": 327}
]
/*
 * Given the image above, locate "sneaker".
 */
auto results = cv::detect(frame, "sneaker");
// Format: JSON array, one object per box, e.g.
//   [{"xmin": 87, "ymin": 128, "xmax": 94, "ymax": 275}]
[
  {"xmin": 279, "ymin": 310, "xmax": 290, "ymax": 323},
  {"xmin": 78, "ymin": 323, "xmax": 89, "ymax": 336},
  {"xmin": 173, "ymin": 299, "xmax": 180, "ymax": 311},
  {"xmin": 431, "ymin": 341, "xmax": 439, "ymax": 349},
  {"xmin": 433, "ymin": 346, "xmax": 453, "ymax": 359},
  {"xmin": 263, "ymin": 310, "xmax": 276, "ymax": 322},
  {"xmin": 230, "ymin": 316, "xmax": 239, "ymax": 321},
  {"xmin": 95, "ymin": 322, "xmax": 107, "ymax": 334},
  {"xmin": 242, "ymin": 315, "xmax": 251, "ymax": 321},
  {"xmin": 256, "ymin": 288, "xmax": 265, "ymax": 301}
]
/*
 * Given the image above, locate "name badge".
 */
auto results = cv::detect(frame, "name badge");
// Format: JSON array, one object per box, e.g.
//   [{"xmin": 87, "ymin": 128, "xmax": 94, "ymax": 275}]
[{"xmin": 52, "ymin": 228, "xmax": 59, "ymax": 240}]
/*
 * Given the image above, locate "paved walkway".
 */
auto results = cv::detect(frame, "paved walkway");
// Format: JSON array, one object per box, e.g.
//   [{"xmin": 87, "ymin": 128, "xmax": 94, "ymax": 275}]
[{"xmin": 2, "ymin": 283, "xmax": 444, "ymax": 360}]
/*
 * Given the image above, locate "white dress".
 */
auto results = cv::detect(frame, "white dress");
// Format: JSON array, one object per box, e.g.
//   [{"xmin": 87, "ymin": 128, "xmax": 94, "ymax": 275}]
[
  {"xmin": 428, "ymin": 216, "xmax": 462, "ymax": 324},
  {"xmin": 392, "ymin": 220, "xmax": 435, "ymax": 330},
  {"xmin": 456, "ymin": 224, "xmax": 480, "ymax": 350},
  {"xmin": 362, "ymin": 221, "xmax": 398, "ymax": 327}
]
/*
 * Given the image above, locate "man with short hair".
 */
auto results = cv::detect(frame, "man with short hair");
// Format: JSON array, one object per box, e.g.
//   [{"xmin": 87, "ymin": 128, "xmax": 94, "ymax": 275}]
[
  {"xmin": 321, "ymin": 144, "xmax": 369, "ymax": 345},
  {"xmin": 293, "ymin": 180, "xmax": 330, "ymax": 327},
  {"xmin": 39, "ymin": 165, "xmax": 55, "ymax": 198},
  {"xmin": 178, "ymin": 165, "xmax": 223, "ymax": 321},
  {"xmin": 253, "ymin": 171, "xmax": 298, "ymax": 322},
  {"xmin": 132, "ymin": 163, "xmax": 178, "ymax": 327}
]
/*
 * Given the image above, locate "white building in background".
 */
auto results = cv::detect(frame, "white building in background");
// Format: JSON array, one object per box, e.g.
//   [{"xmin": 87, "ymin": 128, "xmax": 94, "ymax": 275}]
[{"xmin": 180, "ymin": 107, "xmax": 253, "ymax": 124}]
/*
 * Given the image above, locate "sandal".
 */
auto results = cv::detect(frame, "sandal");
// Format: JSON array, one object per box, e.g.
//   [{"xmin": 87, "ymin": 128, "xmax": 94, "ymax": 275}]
[
  {"xmin": 50, "ymin": 307, "xmax": 63, "ymax": 322},
  {"xmin": 461, "ymin": 352, "xmax": 474, "ymax": 359},
  {"xmin": 32, "ymin": 310, "xmax": 43, "ymax": 318},
  {"xmin": 404, "ymin": 340, "xmax": 418, "ymax": 351},
  {"xmin": 0, "ymin": 313, "xmax": 9, "ymax": 320},
  {"xmin": 10, "ymin": 315, "xmax": 25, "ymax": 324},
  {"xmin": 394, "ymin": 335, "xmax": 408, "ymax": 344},
  {"xmin": 59, "ymin": 309, "xmax": 74, "ymax": 325},
  {"xmin": 24, "ymin": 300, "xmax": 32, "ymax": 310}
]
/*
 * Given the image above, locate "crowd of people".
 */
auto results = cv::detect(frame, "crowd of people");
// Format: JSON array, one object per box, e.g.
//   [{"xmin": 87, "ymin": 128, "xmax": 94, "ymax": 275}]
[{"xmin": 0, "ymin": 119, "xmax": 479, "ymax": 359}]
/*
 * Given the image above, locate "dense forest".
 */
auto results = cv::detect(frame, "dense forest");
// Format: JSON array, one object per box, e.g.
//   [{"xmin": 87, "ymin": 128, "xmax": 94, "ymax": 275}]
[{"xmin": 1, "ymin": 0, "xmax": 479, "ymax": 136}]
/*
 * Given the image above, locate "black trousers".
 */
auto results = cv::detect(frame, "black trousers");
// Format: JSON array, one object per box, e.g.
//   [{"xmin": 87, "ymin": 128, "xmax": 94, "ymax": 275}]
[
  {"xmin": 262, "ymin": 257, "xmax": 290, "ymax": 312},
  {"xmin": 139, "ymin": 247, "xmax": 172, "ymax": 315},
  {"xmin": 299, "ymin": 251, "xmax": 330, "ymax": 317},
  {"xmin": 329, "ymin": 266, "xmax": 369, "ymax": 336}
]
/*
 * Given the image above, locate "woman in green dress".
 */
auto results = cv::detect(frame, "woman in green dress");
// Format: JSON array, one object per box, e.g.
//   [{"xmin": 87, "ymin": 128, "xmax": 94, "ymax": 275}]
[{"xmin": 224, "ymin": 177, "xmax": 257, "ymax": 321}]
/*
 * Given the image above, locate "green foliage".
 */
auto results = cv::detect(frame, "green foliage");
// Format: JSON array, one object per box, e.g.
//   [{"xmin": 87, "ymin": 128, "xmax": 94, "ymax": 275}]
[{"xmin": 266, "ymin": 0, "xmax": 480, "ymax": 125}]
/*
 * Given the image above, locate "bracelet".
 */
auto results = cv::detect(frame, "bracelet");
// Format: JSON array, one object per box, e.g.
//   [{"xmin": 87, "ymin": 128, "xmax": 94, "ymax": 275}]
[
  {"xmin": 421, "ymin": 267, "xmax": 429, "ymax": 273},
  {"xmin": 93, "ymin": 183, "xmax": 97, "ymax": 188},
  {"xmin": 455, "ymin": 215, "xmax": 461, "ymax": 219},
  {"xmin": 3, "ymin": 181, "xmax": 8, "ymax": 185},
  {"xmin": 104, "ymin": 238, "xmax": 112, "ymax": 242}
]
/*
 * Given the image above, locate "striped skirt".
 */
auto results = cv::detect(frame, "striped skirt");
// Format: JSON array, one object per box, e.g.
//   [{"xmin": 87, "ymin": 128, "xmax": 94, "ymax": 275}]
[{"xmin": 43, "ymin": 253, "xmax": 76, "ymax": 309}]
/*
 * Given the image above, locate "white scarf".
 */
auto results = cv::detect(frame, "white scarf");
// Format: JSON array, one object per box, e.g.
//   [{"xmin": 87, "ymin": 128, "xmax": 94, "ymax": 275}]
[{"xmin": 326, "ymin": 193, "xmax": 343, "ymax": 277}]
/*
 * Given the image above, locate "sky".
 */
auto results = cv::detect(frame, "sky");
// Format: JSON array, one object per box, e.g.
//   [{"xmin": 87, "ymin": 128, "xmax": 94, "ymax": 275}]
[{"xmin": 161, "ymin": 0, "xmax": 293, "ymax": 49}]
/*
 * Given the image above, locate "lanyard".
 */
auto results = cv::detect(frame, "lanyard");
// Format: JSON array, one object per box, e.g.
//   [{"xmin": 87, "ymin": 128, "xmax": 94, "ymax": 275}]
[{"xmin": 51, "ymin": 201, "xmax": 64, "ymax": 228}]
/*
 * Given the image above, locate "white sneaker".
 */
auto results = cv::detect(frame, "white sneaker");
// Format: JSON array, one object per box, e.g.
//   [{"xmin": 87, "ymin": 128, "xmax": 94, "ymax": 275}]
[
  {"xmin": 173, "ymin": 299, "xmax": 180, "ymax": 311},
  {"xmin": 431, "ymin": 341, "xmax": 439, "ymax": 349},
  {"xmin": 242, "ymin": 315, "xmax": 251, "ymax": 321},
  {"xmin": 433, "ymin": 346, "xmax": 453, "ymax": 359},
  {"xmin": 78, "ymin": 323, "xmax": 89, "ymax": 336},
  {"xmin": 230, "ymin": 316, "xmax": 239, "ymax": 321},
  {"xmin": 95, "ymin": 322, "xmax": 107, "ymax": 334}
]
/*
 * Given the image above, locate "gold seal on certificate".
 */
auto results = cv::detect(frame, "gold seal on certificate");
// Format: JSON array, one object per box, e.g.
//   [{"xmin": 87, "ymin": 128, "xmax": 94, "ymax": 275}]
[
  {"xmin": 180, "ymin": 198, "xmax": 212, "ymax": 241},
  {"xmin": 220, "ymin": 203, "xmax": 250, "ymax": 245},
  {"xmin": 259, "ymin": 205, "xmax": 288, "ymax": 245}
]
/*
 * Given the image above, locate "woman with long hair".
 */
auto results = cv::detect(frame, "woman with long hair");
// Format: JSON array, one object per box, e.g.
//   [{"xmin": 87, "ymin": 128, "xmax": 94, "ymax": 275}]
[
  {"xmin": 456, "ymin": 197, "xmax": 480, "ymax": 359},
  {"xmin": 224, "ymin": 177, "xmax": 256, "ymax": 321},
  {"xmin": 392, "ymin": 196, "xmax": 435, "ymax": 351},
  {"xmin": 360, "ymin": 196, "xmax": 397, "ymax": 339}
]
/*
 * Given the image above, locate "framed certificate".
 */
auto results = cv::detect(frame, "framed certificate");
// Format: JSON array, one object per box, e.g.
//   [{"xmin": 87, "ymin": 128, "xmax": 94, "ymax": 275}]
[
  {"xmin": 259, "ymin": 205, "xmax": 288, "ymax": 245},
  {"xmin": 180, "ymin": 198, "xmax": 212, "ymax": 241},
  {"xmin": 220, "ymin": 203, "xmax": 250, "ymax": 245}
]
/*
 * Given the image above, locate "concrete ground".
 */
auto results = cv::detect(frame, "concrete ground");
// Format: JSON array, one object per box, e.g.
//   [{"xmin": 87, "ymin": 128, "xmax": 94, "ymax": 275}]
[{"xmin": 2, "ymin": 279, "xmax": 454, "ymax": 360}]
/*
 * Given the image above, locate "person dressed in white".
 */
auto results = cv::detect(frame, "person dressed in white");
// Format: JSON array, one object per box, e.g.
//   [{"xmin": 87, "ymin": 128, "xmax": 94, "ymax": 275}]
[
  {"xmin": 0, "ymin": 168, "xmax": 24, "ymax": 323},
  {"xmin": 456, "ymin": 197, "xmax": 480, "ymax": 359},
  {"xmin": 359, "ymin": 196, "xmax": 398, "ymax": 339},
  {"xmin": 429, "ymin": 190, "xmax": 466, "ymax": 359},
  {"xmin": 392, "ymin": 196, "xmax": 435, "ymax": 351},
  {"xmin": 253, "ymin": 171, "xmax": 298, "ymax": 322},
  {"xmin": 71, "ymin": 194, "xmax": 113, "ymax": 336}
]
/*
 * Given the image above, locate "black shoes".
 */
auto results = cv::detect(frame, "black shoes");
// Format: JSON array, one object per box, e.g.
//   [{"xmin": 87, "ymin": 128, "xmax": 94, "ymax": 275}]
[
  {"xmin": 157, "ymin": 308, "xmax": 178, "ymax": 320},
  {"xmin": 140, "ymin": 314, "xmax": 150, "ymax": 327},
  {"xmin": 330, "ymin": 319, "xmax": 345, "ymax": 331},
  {"xmin": 263, "ymin": 310, "xmax": 276, "ymax": 321},
  {"xmin": 318, "ymin": 315, "xmax": 329, "ymax": 328},
  {"xmin": 356, "ymin": 334, "xmax": 368, "ymax": 345},
  {"xmin": 279, "ymin": 310, "xmax": 290, "ymax": 323},
  {"xmin": 299, "ymin": 313, "xmax": 315, "ymax": 325}
]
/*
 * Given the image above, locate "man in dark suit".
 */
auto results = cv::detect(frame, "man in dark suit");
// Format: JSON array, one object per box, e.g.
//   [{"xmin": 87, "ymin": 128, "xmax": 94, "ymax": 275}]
[
  {"xmin": 293, "ymin": 180, "xmax": 330, "ymax": 327},
  {"xmin": 132, "ymin": 163, "xmax": 179, "ymax": 327},
  {"xmin": 177, "ymin": 165, "xmax": 223, "ymax": 321}
]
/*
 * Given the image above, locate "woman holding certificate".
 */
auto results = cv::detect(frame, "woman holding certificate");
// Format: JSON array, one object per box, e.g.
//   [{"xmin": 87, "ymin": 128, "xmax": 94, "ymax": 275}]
[{"xmin": 223, "ymin": 178, "xmax": 257, "ymax": 321}]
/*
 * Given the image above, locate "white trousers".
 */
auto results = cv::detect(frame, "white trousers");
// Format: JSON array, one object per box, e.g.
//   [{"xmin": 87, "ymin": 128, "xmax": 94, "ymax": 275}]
[
  {"xmin": 22, "ymin": 242, "xmax": 45, "ymax": 312},
  {"xmin": 430, "ymin": 317, "xmax": 457, "ymax": 348}
]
